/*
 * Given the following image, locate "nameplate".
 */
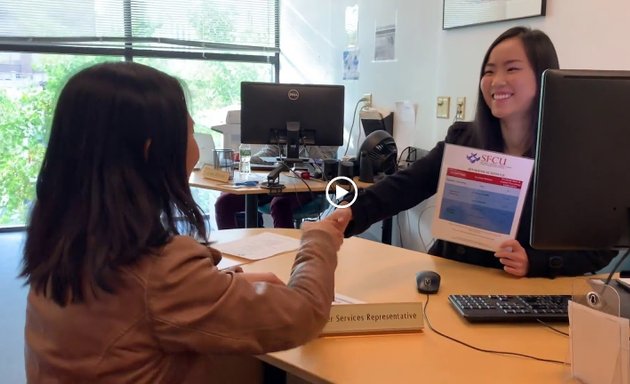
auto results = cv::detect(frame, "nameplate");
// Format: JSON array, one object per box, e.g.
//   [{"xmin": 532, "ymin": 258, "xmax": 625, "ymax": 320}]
[
  {"xmin": 201, "ymin": 165, "xmax": 231, "ymax": 182},
  {"xmin": 322, "ymin": 296, "xmax": 424, "ymax": 336}
]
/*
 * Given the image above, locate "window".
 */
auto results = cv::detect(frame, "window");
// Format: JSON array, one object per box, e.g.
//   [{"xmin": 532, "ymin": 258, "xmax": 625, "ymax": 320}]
[{"xmin": 0, "ymin": 0, "xmax": 279, "ymax": 228}]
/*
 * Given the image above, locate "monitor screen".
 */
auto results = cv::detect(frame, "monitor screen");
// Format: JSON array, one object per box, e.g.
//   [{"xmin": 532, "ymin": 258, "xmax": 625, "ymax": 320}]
[
  {"xmin": 530, "ymin": 69, "xmax": 630, "ymax": 250},
  {"xmin": 240, "ymin": 82, "xmax": 344, "ymax": 161}
]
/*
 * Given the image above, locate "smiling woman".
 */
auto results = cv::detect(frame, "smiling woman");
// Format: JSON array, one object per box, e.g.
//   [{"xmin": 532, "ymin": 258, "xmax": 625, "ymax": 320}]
[{"xmin": 340, "ymin": 26, "xmax": 617, "ymax": 278}]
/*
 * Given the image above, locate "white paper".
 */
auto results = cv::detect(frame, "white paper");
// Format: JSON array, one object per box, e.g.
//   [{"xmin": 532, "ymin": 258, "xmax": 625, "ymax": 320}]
[
  {"xmin": 374, "ymin": 24, "xmax": 396, "ymax": 61},
  {"xmin": 211, "ymin": 232, "xmax": 300, "ymax": 260},
  {"xmin": 217, "ymin": 257, "xmax": 245, "ymax": 271},
  {"xmin": 432, "ymin": 144, "xmax": 534, "ymax": 251},
  {"xmin": 394, "ymin": 101, "xmax": 416, "ymax": 141},
  {"xmin": 569, "ymin": 301, "xmax": 629, "ymax": 384}
]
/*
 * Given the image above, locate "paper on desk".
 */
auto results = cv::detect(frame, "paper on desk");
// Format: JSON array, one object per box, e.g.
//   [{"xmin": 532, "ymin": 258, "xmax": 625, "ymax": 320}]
[
  {"xmin": 432, "ymin": 144, "xmax": 534, "ymax": 252},
  {"xmin": 569, "ymin": 300, "xmax": 629, "ymax": 384},
  {"xmin": 211, "ymin": 232, "xmax": 300, "ymax": 260},
  {"xmin": 216, "ymin": 257, "xmax": 245, "ymax": 271}
]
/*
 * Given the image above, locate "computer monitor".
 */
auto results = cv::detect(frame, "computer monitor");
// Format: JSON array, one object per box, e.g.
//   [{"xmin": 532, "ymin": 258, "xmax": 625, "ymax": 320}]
[
  {"xmin": 530, "ymin": 69, "xmax": 630, "ymax": 250},
  {"xmin": 240, "ymin": 81, "xmax": 344, "ymax": 162}
]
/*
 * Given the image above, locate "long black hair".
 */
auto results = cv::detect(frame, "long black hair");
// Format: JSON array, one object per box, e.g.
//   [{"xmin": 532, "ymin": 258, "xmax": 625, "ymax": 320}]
[
  {"xmin": 21, "ymin": 62, "xmax": 206, "ymax": 306},
  {"xmin": 473, "ymin": 26, "xmax": 560, "ymax": 156}
]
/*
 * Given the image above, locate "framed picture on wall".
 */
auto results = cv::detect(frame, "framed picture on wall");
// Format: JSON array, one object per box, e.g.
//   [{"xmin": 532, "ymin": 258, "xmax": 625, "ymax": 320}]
[{"xmin": 443, "ymin": 0, "xmax": 546, "ymax": 30}]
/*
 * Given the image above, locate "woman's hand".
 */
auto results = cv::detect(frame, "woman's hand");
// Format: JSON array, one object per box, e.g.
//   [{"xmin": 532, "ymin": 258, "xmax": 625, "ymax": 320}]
[
  {"xmin": 301, "ymin": 208, "xmax": 351, "ymax": 252},
  {"xmin": 495, "ymin": 239, "xmax": 529, "ymax": 277}
]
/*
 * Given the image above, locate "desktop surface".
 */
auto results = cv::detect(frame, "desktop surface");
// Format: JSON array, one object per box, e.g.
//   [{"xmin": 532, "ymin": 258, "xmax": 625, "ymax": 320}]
[
  {"xmin": 189, "ymin": 169, "xmax": 327, "ymax": 195},
  {"xmin": 213, "ymin": 228, "xmax": 581, "ymax": 383}
]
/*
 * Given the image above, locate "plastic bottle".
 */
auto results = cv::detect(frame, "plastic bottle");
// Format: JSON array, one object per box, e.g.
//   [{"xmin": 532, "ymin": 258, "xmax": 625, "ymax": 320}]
[{"xmin": 238, "ymin": 143, "xmax": 251, "ymax": 174}]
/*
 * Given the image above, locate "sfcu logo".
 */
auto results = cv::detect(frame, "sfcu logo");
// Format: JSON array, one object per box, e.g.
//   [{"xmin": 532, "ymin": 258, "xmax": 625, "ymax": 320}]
[
  {"xmin": 466, "ymin": 153, "xmax": 480, "ymax": 164},
  {"xmin": 287, "ymin": 89, "xmax": 300, "ymax": 101},
  {"xmin": 466, "ymin": 152, "xmax": 507, "ymax": 166}
]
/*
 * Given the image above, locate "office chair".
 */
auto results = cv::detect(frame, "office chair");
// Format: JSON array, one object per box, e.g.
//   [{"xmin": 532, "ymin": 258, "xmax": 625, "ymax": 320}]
[{"xmin": 257, "ymin": 194, "xmax": 327, "ymax": 228}]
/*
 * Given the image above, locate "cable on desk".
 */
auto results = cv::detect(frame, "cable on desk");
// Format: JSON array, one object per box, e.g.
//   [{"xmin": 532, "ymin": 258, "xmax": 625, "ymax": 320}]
[
  {"xmin": 283, "ymin": 166, "xmax": 315, "ymax": 213},
  {"xmin": 343, "ymin": 99, "xmax": 364, "ymax": 157},
  {"xmin": 422, "ymin": 294, "xmax": 568, "ymax": 365},
  {"xmin": 604, "ymin": 248, "xmax": 630, "ymax": 285},
  {"xmin": 397, "ymin": 146, "xmax": 412, "ymax": 166},
  {"xmin": 536, "ymin": 319, "xmax": 569, "ymax": 337},
  {"xmin": 415, "ymin": 205, "xmax": 435, "ymax": 252}
]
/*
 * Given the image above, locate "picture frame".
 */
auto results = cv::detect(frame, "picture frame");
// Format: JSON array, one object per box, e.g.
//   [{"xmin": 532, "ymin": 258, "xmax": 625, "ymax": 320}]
[{"xmin": 443, "ymin": 0, "xmax": 546, "ymax": 30}]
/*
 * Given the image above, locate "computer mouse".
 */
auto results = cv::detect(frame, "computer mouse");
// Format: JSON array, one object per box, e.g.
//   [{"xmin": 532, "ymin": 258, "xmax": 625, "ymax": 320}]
[{"xmin": 416, "ymin": 270, "xmax": 441, "ymax": 294}]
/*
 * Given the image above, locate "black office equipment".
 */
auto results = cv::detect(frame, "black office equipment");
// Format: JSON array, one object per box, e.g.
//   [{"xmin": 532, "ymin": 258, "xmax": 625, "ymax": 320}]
[
  {"xmin": 448, "ymin": 294, "xmax": 570, "ymax": 323},
  {"xmin": 357, "ymin": 130, "xmax": 397, "ymax": 182},
  {"xmin": 240, "ymin": 82, "xmax": 344, "ymax": 164},
  {"xmin": 416, "ymin": 271, "xmax": 441, "ymax": 294},
  {"xmin": 531, "ymin": 69, "xmax": 630, "ymax": 250},
  {"xmin": 360, "ymin": 109, "xmax": 394, "ymax": 136}
]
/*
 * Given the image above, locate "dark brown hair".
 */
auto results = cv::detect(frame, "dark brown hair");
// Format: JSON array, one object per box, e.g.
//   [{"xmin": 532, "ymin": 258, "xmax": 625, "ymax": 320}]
[
  {"xmin": 21, "ymin": 62, "xmax": 206, "ymax": 306},
  {"xmin": 473, "ymin": 26, "xmax": 560, "ymax": 156}
]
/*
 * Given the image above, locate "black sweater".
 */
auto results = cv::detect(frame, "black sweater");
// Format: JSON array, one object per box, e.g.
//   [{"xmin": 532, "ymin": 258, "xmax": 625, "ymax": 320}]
[{"xmin": 345, "ymin": 122, "xmax": 616, "ymax": 277}]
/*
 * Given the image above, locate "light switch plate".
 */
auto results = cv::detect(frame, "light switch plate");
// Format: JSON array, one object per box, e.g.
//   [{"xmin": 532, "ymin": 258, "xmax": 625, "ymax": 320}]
[
  {"xmin": 437, "ymin": 96, "xmax": 450, "ymax": 119},
  {"xmin": 456, "ymin": 97, "xmax": 466, "ymax": 120}
]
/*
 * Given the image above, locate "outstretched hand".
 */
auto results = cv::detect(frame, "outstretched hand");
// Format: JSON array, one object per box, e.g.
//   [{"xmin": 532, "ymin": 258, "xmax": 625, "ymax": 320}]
[
  {"xmin": 301, "ymin": 208, "xmax": 351, "ymax": 252},
  {"xmin": 495, "ymin": 239, "xmax": 529, "ymax": 277}
]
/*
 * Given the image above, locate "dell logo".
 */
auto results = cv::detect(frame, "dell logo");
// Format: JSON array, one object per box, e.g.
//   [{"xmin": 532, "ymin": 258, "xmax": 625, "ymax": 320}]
[{"xmin": 287, "ymin": 89, "xmax": 300, "ymax": 101}]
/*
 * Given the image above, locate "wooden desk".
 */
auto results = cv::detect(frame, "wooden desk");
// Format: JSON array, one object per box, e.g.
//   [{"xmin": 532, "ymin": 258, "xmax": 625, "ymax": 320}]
[
  {"xmin": 213, "ymin": 228, "xmax": 580, "ymax": 384},
  {"xmin": 190, "ymin": 170, "xmax": 327, "ymax": 227}
]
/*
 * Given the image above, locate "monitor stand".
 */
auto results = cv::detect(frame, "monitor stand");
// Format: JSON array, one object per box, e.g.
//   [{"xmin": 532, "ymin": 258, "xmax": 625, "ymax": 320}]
[{"xmin": 283, "ymin": 121, "xmax": 302, "ymax": 164}]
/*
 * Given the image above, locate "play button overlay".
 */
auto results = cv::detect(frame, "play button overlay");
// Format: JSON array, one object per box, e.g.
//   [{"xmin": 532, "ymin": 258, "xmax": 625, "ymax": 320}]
[
  {"xmin": 335, "ymin": 185, "xmax": 349, "ymax": 200},
  {"xmin": 325, "ymin": 176, "xmax": 358, "ymax": 209}
]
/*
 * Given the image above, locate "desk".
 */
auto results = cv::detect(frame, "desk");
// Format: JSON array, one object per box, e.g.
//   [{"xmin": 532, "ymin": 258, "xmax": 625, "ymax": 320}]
[
  {"xmin": 190, "ymin": 170, "xmax": 327, "ymax": 227},
  {"xmin": 213, "ymin": 228, "xmax": 580, "ymax": 383}
]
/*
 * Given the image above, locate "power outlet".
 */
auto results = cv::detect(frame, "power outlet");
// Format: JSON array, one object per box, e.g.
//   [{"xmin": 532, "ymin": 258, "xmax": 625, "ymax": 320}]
[
  {"xmin": 436, "ymin": 96, "xmax": 450, "ymax": 119},
  {"xmin": 456, "ymin": 97, "xmax": 466, "ymax": 120},
  {"xmin": 362, "ymin": 93, "xmax": 373, "ymax": 107}
]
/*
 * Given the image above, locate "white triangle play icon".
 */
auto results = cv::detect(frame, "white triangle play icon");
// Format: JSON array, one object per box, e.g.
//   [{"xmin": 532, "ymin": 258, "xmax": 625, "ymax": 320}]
[{"xmin": 335, "ymin": 185, "xmax": 349, "ymax": 200}]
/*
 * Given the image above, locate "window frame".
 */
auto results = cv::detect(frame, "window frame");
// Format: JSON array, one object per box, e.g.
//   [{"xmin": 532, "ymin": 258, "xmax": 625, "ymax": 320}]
[{"xmin": 0, "ymin": 0, "xmax": 280, "ymax": 230}]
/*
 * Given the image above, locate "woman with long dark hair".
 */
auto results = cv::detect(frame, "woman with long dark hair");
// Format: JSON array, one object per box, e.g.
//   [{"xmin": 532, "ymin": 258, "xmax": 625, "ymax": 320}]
[
  {"xmin": 340, "ymin": 26, "xmax": 616, "ymax": 277},
  {"xmin": 22, "ymin": 61, "xmax": 349, "ymax": 383}
]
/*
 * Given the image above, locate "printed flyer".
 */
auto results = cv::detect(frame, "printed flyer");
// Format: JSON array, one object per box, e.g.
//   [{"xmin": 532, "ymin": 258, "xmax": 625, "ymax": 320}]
[{"xmin": 432, "ymin": 144, "xmax": 534, "ymax": 251}]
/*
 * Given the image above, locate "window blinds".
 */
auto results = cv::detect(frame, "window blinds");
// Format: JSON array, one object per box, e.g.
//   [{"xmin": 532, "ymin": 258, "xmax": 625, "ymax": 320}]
[{"xmin": 0, "ymin": 0, "xmax": 279, "ymax": 56}]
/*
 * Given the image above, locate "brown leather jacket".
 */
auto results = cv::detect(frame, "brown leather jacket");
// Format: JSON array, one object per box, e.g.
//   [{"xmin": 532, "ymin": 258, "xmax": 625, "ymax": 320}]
[{"xmin": 25, "ymin": 230, "xmax": 337, "ymax": 383}]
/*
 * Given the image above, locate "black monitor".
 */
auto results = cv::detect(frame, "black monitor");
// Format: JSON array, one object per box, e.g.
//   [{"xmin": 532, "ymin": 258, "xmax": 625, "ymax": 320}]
[
  {"xmin": 240, "ymin": 81, "xmax": 344, "ymax": 162},
  {"xmin": 530, "ymin": 69, "xmax": 630, "ymax": 250}
]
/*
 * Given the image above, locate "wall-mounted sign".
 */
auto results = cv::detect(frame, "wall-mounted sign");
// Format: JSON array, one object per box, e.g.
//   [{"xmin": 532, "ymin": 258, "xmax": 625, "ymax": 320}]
[{"xmin": 443, "ymin": 0, "xmax": 546, "ymax": 30}]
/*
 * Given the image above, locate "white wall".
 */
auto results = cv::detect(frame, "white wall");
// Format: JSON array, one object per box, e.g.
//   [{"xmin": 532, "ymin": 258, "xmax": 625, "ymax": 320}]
[
  {"xmin": 281, "ymin": 0, "xmax": 630, "ymax": 250},
  {"xmin": 284, "ymin": 0, "xmax": 630, "ymax": 149}
]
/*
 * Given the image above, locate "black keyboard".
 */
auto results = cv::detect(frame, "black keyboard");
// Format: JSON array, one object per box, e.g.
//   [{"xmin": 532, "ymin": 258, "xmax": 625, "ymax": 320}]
[{"xmin": 448, "ymin": 294, "xmax": 571, "ymax": 323}]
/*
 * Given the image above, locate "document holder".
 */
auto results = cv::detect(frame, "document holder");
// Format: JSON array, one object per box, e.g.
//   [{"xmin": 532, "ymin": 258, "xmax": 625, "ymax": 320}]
[{"xmin": 570, "ymin": 279, "xmax": 629, "ymax": 384}]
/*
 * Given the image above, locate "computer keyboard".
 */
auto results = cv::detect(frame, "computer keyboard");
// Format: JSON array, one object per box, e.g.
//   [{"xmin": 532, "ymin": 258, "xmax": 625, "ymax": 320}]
[{"xmin": 448, "ymin": 294, "xmax": 571, "ymax": 323}]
